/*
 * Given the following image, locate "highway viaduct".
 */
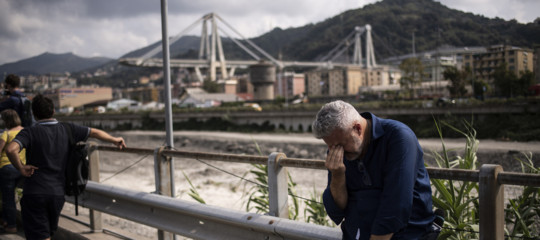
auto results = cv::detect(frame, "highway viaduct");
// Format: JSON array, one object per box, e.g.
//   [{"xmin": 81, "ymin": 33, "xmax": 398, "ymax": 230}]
[{"xmin": 57, "ymin": 104, "xmax": 539, "ymax": 132}]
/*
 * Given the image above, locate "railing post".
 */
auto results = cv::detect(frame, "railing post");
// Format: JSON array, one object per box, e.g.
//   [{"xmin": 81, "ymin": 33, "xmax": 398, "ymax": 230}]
[
  {"xmin": 479, "ymin": 164, "xmax": 504, "ymax": 240},
  {"xmin": 87, "ymin": 141, "xmax": 102, "ymax": 232},
  {"xmin": 267, "ymin": 152, "xmax": 289, "ymax": 219},
  {"xmin": 154, "ymin": 146, "xmax": 175, "ymax": 240}
]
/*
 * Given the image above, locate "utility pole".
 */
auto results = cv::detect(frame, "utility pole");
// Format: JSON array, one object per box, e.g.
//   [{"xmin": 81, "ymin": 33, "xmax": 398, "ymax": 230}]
[
  {"xmin": 412, "ymin": 31, "xmax": 416, "ymax": 58},
  {"xmin": 159, "ymin": 1, "xmax": 175, "ymax": 239}
]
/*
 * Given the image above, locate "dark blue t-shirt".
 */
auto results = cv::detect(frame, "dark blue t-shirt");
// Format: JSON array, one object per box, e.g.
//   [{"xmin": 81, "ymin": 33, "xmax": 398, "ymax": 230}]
[
  {"xmin": 323, "ymin": 112, "xmax": 434, "ymax": 239},
  {"xmin": 14, "ymin": 120, "xmax": 90, "ymax": 196}
]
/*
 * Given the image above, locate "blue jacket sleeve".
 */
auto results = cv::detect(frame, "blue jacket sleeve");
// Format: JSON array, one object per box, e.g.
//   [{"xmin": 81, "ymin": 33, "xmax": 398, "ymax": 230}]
[
  {"xmin": 0, "ymin": 96, "xmax": 17, "ymax": 112},
  {"xmin": 322, "ymin": 171, "xmax": 345, "ymax": 225},
  {"xmin": 371, "ymin": 128, "xmax": 420, "ymax": 235}
]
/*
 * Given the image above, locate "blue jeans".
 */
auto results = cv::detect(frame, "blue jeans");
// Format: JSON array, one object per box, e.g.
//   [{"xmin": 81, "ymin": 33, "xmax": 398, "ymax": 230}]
[{"xmin": 0, "ymin": 164, "xmax": 22, "ymax": 228}]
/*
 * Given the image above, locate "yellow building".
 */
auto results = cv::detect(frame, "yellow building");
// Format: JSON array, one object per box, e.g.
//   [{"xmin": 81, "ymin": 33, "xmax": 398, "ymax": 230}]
[
  {"xmin": 121, "ymin": 86, "xmax": 162, "ymax": 103},
  {"xmin": 463, "ymin": 45, "xmax": 534, "ymax": 83},
  {"xmin": 50, "ymin": 87, "xmax": 113, "ymax": 108},
  {"xmin": 306, "ymin": 65, "xmax": 400, "ymax": 97}
]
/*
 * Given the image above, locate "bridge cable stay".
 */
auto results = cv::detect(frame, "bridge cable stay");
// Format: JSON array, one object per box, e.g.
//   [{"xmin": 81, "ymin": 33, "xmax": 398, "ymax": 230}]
[
  {"xmin": 329, "ymin": 36, "xmax": 356, "ymax": 63},
  {"xmin": 218, "ymin": 26, "xmax": 261, "ymax": 61},
  {"xmin": 319, "ymin": 25, "xmax": 377, "ymax": 69},
  {"xmin": 370, "ymin": 31, "xmax": 400, "ymax": 60},
  {"xmin": 138, "ymin": 16, "xmax": 205, "ymax": 64},
  {"xmin": 198, "ymin": 19, "xmax": 208, "ymax": 60},
  {"xmin": 214, "ymin": 14, "xmax": 282, "ymax": 68},
  {"xmin": 319, "ymin": 28, "xmax": 358, "ymax": 62}
]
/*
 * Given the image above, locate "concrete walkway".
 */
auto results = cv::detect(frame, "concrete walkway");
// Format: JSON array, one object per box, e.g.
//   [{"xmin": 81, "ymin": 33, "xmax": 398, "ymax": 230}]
[{"xmin": 0, "ymin": 205, "xmax": 151, "ymax": 240}]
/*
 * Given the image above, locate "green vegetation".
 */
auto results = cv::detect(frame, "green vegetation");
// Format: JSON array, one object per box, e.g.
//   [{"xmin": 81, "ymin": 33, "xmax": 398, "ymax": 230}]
[
  {"xmin": 443, "ymin": 66, "xmax": 471, "ymax": 98},
  {"xmin": 430, "ymin": 120, "xmax": 480, "ymax": 239},
  {"xmin": 275, "ymin": 0, "xmax": 539, "ymax": 61},
  {"xmin": 505, "ymin": 152, "xmax": 540, "ymax": 238},
  {"xmin": 179, "ymin": 119, "xmax": 539, "ymax": 238},
  {"xmin": 493, "ymin": 63, "xmax": 535, "ymax": 98},
  {"xmin": 399, "ymin": 57, "xmax": 425, "ymax": 98}
]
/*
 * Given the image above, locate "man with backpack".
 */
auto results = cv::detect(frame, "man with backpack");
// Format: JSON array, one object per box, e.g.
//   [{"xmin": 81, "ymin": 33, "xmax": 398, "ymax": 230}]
[
  {"xmin": 6, "ymin": 94, "xmax": 126, "ymax": 240},
  {"xmin": 0, "ymin": 74, "xmax": 33, "ymax": 127}
]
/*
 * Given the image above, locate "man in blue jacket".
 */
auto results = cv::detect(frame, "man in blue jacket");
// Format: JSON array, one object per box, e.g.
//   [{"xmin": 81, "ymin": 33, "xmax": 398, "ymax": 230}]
[
  {"xmin": 0, "ymin": 74, "xmax": 25, "ymax": 121},
  {"xmin": 312, "ymin": 100, "xmax": 434, "ymax": 240}
]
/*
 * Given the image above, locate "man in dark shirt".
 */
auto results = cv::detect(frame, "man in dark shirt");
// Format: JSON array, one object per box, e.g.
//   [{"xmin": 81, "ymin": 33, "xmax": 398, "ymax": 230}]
[
  {"xmin": 312, "ymin": 100, "xmax": 434, "ymax": 240},
  {"xmin": 0, "ymin": 74, "xmax": 25, "ymax": 120},
  {"xmin": 6, "ymin": 94, "xmax": 126, "ymax": 240}
]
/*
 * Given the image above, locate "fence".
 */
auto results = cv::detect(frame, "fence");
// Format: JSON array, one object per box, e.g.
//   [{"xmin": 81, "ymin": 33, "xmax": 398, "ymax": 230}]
[{"xmin": 69, "ymin": 143, "xmax": 540, "ymax": 240}]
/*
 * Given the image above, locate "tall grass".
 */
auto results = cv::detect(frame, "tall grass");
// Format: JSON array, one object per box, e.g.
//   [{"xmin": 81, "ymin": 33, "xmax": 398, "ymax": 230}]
[
  {"xmin": 505, "ymin": 152, "xmax": 540, "ymax": 239},
  {"xmin": 304, "ymin": 188, "xmax": 334, "ymax": 226},
  {"xmin": 244, "ymin": 140, "xmax": 300, "ymax": 219},
  {"xmin": 430, "ymin": 119, "xmax": 480, "ymax": 239}
]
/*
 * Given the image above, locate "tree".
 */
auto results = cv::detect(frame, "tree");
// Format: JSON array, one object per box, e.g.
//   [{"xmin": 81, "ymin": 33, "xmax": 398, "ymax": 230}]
[
  {"xmin": 492, "ymin": 63, "xmax": 518, "ymax": 98},
  {"xmin": 203, "ymin": 79, "xmax": 220, "ymax": 93},
  {"xmin": 399, "ymin": 57, "xmax": 424, "ymax": 99},
  {"xmin": 515, "ymin": 70, "xmax": 535, "ymax": 97},
  {"xmin": 473, "ymin": 79, "xmax": 488, "ymax": 100},
  {"xmin": 443, "ymin": 66, "xmax": 469, "ymax": 97}
]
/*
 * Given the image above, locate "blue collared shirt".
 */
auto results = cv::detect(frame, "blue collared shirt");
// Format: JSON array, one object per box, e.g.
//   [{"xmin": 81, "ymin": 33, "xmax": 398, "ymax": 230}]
[{"xmin": 323, "ymin": 113, "xmax": 434, "ymax": 239}]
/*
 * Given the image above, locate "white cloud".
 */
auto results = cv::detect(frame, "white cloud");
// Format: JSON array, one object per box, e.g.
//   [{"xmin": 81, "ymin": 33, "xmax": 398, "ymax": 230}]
[{"xmin": 0, "ymin": 0, "xmax": 538, "ymax": 65}]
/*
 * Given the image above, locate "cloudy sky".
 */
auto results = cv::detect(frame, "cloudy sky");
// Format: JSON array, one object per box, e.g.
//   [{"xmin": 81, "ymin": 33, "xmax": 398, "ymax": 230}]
[{"xmin": 1, "ymin": 0, "xmax": 538, "ymax": 65}]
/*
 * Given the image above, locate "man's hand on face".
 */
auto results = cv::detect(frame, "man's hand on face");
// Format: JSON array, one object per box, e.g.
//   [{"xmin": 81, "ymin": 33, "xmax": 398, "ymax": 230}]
[{"xmin": 325, "ymin": 145, "xmax": 346, "ymax": 175}]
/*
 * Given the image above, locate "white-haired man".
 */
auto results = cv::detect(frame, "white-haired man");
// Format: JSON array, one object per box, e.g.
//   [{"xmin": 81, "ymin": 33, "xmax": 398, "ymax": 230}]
[{"xmin": 313, "ymin": 100, "xmax": 435, "ymax": 240}]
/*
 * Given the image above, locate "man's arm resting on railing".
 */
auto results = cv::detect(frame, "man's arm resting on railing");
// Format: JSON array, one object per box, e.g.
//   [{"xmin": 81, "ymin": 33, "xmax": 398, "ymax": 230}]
[{"xmin": 89, "ymin": 128, "xmax": 126, "ymax": 149}]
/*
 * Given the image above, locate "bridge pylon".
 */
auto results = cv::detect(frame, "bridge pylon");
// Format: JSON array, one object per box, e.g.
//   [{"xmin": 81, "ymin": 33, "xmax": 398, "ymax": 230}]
[
  {"xmin": 321, "ymin": 24, "xmax": 377, "ymax": 69},
  {"xmin": 121, "ymin": 12, "xmax": 281, "ymax": 82}
]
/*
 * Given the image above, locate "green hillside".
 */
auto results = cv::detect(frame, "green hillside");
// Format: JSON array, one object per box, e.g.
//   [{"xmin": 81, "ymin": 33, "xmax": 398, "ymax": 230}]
[{"xmin": 255, "ymin": 0, "xmax": 540, "ymax": 61}]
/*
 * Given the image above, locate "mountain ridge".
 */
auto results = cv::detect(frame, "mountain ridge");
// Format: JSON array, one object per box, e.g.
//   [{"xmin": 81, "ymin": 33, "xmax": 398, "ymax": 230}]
[
  {"xmin": 0, "ymin": 52, "xmax": 113, "ymax": 76},
  {"xmin": 2, "ymin": 0, "xmax": 539, "ymax": 77}
]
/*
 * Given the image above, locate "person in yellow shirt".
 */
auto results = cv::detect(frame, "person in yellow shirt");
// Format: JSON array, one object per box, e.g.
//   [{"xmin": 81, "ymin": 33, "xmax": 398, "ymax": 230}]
[{"xmin": 0, "ymin": 109, "xmax": 26, "ymax": 233}]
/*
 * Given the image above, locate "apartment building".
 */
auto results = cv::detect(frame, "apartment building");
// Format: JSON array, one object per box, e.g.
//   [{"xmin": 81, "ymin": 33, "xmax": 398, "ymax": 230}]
[
  {"xmin": 463, "ymin": 45, "xmax": 534, "ymax": 83},
  {"xmin": 305, "ymin": 65, "xmax": 400, "ymax": 97},
  {"xmin": 274, "ymin": 72, "xmax": 306, "ymax": 98}
]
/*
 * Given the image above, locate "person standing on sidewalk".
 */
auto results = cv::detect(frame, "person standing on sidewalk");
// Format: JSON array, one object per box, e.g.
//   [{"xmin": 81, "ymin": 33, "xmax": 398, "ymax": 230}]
[
  {"xmin": 0, "ymin": 109, "xmax": 26, "ymax": 233},
  {"xmin": 6, "ymin": 94, "xmax": 126, "ymax": 240}
]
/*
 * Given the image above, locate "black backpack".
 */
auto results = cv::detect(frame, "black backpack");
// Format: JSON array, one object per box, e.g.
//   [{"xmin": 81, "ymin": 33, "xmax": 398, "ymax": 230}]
[
  {"xmin": 62, "ymin": 123, "xmax": 89, "ymax": 215},
  {"xmin": 17, "ymin": 95, "xmax": 35, "ymax": 127}
]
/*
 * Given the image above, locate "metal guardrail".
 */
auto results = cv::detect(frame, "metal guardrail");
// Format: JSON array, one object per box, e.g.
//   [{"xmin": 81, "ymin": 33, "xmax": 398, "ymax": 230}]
[
  {"xmin": 69, "ymin": 181, "xmax": 341, "ymax": 240},
  {"xmin": 78, "ymin": 144, "xmax": 540, "ymax": 240}
]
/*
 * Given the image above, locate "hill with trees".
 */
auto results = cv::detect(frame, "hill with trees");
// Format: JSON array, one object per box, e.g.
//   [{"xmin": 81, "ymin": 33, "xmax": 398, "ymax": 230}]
[{"xmin": 3, "ymin": 0, "xmax": 539, "ymax": 87}]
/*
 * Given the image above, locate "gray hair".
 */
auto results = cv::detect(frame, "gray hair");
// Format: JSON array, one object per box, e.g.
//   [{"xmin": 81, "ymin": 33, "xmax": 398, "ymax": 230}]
[{"xmin": 312, "ymin": 100, "xmax": 360, "ymax": 139}]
